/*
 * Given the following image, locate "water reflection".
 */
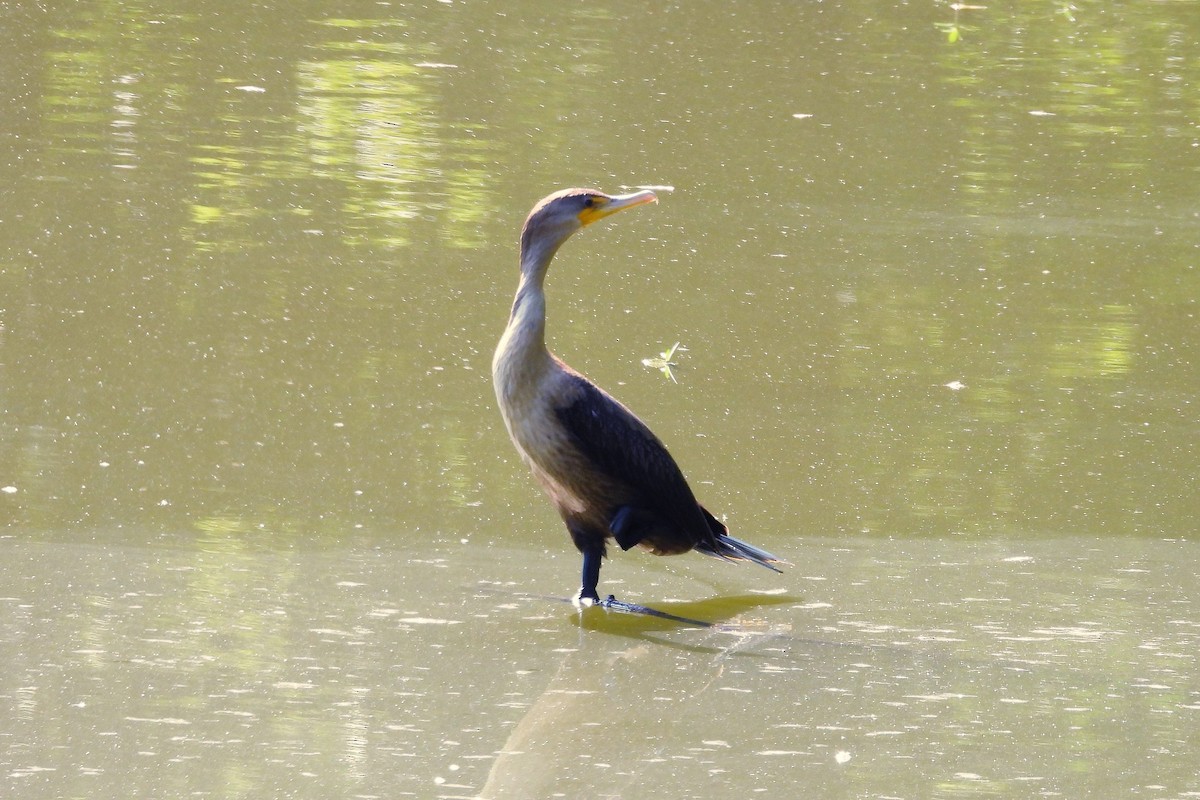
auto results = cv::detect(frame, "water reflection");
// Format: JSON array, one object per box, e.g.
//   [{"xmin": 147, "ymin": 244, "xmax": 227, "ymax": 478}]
[
  {"xmin": 932, "ymin": 1, "xmax": 1200, "ymax": 205},
  {"xmin": 1048, "ymin": 303, "xmax": 1136, "ymax": 379}
]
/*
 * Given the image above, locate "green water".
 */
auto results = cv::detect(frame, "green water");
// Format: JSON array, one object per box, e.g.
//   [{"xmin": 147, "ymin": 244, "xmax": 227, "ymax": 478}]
[{"xmin": 2, "ymin": 2, "xmax": 1197, "ymax": 798}]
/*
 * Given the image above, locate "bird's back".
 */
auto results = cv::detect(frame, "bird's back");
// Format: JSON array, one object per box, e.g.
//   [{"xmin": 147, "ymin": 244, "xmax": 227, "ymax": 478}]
[{"xmin": 546, "ymin": 368, "xmax": 721, "ymax": 555}]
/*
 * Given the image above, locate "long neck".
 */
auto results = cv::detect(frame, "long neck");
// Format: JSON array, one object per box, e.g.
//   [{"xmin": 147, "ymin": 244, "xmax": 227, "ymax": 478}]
[
  {"xmin": 503, "ymin": 270, "xmax": 548, "ymax": 359},
  {"xmin": 492, "ymin": 244, "xmax": 560, "ymax": 407}
]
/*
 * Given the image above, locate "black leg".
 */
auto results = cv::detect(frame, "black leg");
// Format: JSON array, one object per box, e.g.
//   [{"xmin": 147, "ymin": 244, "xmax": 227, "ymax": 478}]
[{"xmin": 577, "ymin": 547, "xmax": 602, "ymax": 606}]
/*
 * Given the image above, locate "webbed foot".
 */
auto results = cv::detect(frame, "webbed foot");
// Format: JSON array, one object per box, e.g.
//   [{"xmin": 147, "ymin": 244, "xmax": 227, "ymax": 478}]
[{"xmin": 573, "ymin": 588, "xmax": 602, "ymax": 608}]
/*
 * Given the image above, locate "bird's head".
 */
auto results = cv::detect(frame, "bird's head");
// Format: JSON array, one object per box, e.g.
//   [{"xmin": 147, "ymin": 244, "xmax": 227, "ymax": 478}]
[{"xmin": 519, "ymin": 188, "xmax": 658, "ymax": 272}]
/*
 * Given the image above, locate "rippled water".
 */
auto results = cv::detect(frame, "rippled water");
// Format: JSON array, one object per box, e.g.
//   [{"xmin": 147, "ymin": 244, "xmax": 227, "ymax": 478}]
[{"xmin": 5, "ymin": 531, "xmax": 1198, "ymax": 797}]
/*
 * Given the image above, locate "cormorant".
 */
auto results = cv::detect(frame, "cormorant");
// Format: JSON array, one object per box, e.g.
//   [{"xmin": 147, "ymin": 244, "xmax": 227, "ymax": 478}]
[{"xmin": 492, "ymin": 188, "xmax": 783, "ymax": 606}]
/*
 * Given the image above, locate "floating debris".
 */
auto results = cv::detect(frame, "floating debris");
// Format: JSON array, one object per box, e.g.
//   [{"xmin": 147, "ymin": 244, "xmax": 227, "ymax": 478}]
[{"xmin": 642, "ymin": 341, "xmax": 686, "ymax": 383}]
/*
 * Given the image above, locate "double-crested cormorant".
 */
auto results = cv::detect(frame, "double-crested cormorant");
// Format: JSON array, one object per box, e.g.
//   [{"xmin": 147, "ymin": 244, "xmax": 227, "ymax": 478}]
[{"xmin": 492, "ymin": 188, "xmax": 784, "ymax": 606}]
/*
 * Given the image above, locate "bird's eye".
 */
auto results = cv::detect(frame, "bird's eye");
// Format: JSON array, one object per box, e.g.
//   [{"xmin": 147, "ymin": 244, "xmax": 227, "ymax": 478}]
[{"xmin": 583, "ymin": 197, "xmax": 596, "ymax": 208}]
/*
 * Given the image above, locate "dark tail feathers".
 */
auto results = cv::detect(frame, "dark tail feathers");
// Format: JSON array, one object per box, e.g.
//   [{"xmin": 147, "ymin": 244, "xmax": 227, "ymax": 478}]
[
  {"xmin": 694, "ymin": 507, "xmax": 785, "ymax": 572},
  {"xmin": 698, "ymin": 532, "xmax": 786, "ymax": 573}
]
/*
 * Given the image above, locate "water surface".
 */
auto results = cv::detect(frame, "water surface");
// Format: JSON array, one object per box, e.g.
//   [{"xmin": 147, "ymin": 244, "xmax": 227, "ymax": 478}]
[{"xmin": 2, "ymin": 1, "xmax": 1198, "ymax": 798}]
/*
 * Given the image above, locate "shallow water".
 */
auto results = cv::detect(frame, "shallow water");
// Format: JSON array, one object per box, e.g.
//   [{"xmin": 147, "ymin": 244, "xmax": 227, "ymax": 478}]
[
  {"xmin": 4, "ymin": 531, "xmax": 1199, "ymax": 797},
  {"xmin": 3, "ymin": 1, "xmax": 1198, "ymax": 798}
]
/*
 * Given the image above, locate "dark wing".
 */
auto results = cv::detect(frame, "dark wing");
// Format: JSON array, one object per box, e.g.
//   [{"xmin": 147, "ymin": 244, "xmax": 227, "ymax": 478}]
[{"xmin": 554, "ymin": 374, "xmax": 715, "ymax": 549}]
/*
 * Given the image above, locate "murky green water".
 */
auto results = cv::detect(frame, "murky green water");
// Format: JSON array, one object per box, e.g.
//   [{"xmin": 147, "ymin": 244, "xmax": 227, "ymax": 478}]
[{"xmin": 2, "ymin": 2, "xmax": 1198, "ymax": 798}]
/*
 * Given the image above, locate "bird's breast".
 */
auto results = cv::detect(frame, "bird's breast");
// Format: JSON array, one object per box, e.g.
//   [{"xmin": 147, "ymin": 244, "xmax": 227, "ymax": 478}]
[
  {"xmin": 510, "ymin": 407, "xmax": 592, "ymax": 516},
  {"xmin": 494, "ymin": 361, "xmax": 598, "ymax": 516}
]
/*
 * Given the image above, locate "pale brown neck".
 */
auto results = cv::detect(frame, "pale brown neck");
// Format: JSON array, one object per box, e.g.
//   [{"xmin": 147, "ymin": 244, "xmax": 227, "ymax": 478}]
[
  {"xmin": 492, "ymin": 232, "xmax": 571, "ymax": 410},
  {"xmin": 493, "ymin": 266, "xmax": 553, "ymax": 407}
]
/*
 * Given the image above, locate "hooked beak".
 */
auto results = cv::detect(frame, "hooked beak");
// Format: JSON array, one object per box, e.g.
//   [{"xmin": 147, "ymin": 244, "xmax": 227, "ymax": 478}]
[{"xmin": 578, "ymin": 189, "xmax": 658, "ymax": 227}]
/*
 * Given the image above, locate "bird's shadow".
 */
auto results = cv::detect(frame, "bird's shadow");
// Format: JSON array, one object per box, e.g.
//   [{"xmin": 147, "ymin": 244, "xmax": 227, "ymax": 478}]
[
  {"xmin": 573, "ymin": 592, "xmax": 801, "ymax": 646},
  {"xmin": 474, "ymin": 583, "xmax": 802, "ymax": 654},
  {"xmin": 574, "ymin": 593, "xmax": 923, "ymax": 665}
]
